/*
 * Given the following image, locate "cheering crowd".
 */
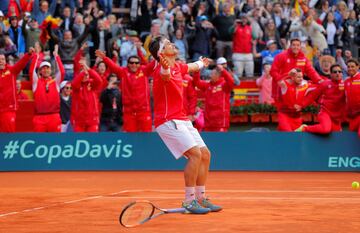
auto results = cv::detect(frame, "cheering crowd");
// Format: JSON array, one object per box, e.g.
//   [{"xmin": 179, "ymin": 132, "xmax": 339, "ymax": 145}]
[{"xmin": 0, "ymin": 0, "xmax": 360, "ymax": 136}]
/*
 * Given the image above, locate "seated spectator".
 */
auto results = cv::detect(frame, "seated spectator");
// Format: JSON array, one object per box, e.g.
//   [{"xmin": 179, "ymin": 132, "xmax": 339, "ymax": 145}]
[
  {"xmin": 256, "ymin": 63, "xmax": 274, "ymax": 104},
  {"xmin": 295, "ymin": 64, "xmax": 345, "ymax": 134},
  {"xmin": 99, "ymin": 74, "xmax": 123, "ymax": 132},
  {"xmin": 60, "ymin": 80, "xmax": 72, "ymax": 132}
]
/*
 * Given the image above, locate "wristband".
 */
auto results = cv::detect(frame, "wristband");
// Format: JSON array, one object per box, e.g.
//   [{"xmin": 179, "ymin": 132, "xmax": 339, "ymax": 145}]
[
  {"xmin": 194, "ymin": 61, "xmax": 204, "ymax": 69},
  {"xmin": 160, "ymin": 66, "xmax": 170, "ymax": 75}
]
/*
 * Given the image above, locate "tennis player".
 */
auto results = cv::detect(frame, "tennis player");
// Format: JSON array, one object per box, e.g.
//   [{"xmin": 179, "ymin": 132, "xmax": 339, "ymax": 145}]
[{"xmin": 148, "ymin": 36, "xmax": 222, "ymax": 214}]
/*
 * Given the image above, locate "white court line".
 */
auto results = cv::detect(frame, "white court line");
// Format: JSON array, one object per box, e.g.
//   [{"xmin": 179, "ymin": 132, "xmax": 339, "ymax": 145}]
[
  {"xmin": 104, "ymin": 196, "xmax": 360, "ymax": 202},
  {"xmin": 0, "ymin": 189, "xmax": 358, "ymax": 218}
]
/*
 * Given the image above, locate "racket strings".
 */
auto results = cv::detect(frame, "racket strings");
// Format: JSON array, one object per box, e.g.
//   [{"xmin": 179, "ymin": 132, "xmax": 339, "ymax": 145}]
[{"xmin": 121, "ymin": 202, "xmax": 154, "ymax": 226}]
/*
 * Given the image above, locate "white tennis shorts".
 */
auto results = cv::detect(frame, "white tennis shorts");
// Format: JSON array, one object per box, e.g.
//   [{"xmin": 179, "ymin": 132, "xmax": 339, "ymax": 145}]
[{"xmin": 156, "ymin": 120, "xmax": 206, "ymax": 159}]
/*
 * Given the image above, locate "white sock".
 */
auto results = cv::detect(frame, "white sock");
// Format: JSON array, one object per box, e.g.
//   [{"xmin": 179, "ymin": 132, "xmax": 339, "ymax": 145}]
[
  {"xmin": 195, "ymin": 186, "xmax": 206, "ymax": 200},
  {"xmin": 185, "ymin": 187, "xmax": 195, "ymax": 203}
]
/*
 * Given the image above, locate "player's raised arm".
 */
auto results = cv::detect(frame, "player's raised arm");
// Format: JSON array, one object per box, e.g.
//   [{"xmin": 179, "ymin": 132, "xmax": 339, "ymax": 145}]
[{"xmin": 187, "ymin": 56, "xmax": 210, "ymax": 73}]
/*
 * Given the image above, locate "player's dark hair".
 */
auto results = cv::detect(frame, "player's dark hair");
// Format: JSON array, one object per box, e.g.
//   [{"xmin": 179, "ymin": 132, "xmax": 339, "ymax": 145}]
[
  {"xmin": 346, "ymin": 58, "xmax": 359, "ymax": 66},
  {"xmin": 330, "ymin": 64, "xmax": 342, "ymax": 73},
  {"xmin": 127, "ymin": 55, "xmax": 140, "ymax": 63},
  {"xmin": 107, "ymin": 73, "xmax": 118, "ymax": 81},
  {"xmin": 149, "ymin": 36, "xmax": 164, "ymax": 62},
  {"xmin": 97, "ymin": 61, "xmax": 107, "ymax": 69}
]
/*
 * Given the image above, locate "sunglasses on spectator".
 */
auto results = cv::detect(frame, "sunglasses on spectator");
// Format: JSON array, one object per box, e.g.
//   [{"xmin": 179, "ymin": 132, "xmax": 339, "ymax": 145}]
[
  {"xmin": 65, "ymin": 86, "xmax": 72, "ymax": 90},
  {"xmin": 331, "ymin": 70, "xmax": 342, "ymax": 74},
  {"xmin": 129, "ymin": 61, "xmax": 140, "ymax": 65}
]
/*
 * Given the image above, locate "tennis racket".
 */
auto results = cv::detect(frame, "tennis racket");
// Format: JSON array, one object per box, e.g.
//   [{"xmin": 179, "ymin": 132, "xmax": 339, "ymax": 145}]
[{"xmin": 119, "ymin": 200, "xmax": 186, "ymax": 228}]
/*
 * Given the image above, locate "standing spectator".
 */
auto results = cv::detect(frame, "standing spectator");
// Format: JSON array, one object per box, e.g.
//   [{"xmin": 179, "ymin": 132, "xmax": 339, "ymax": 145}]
[
  {"xmin": 193, "ymin": 66, "xmax": 234, "ymax": 132},
  {"xmin": 89, "ymin": 18, "xmax": 112, "ymax": 65},
  {"xmin": 96, "ymin": 50, "xmax": 153, "ymax": 132},
  {"xmin": 323, "ymin": 12, "xmax": 340, "ymax": 56},
  {"xmin": 0, "ymin": 49, "xmax": 33, "ymax": 132},
  {"xmin": 99, "ymin": 74, "xmax": 122, "ymax": 132},
  {"xmin": 144, "ymin": 21, "xmax": 161, "ymax": 60},
  {"xmin": 295, "ymin": 64, "xmax": 345, "ymax": 134},
  {"xmin": 172, "ymin": 29, "xmax": 189, "ymax": 61},
  {"xmin": 256, "ymin": 63, "xmax": 274, "ymax": 104},
  {"xmin": 48, "ymin": 17, "xmax": 90, "ymax": 80},
  {"xmin": 230, "ymin": 14, "xmax": 254, "ymax": 78},
  {"xmin": 7, "ymin": 16, "xmax": 26, "ymax": 57},
  {"xmin": 22, "ymin": 15, "xmax": 42, "ymax": 52},
  {"xmin": 30, "ymin": 45, "xmax": 64, "ymax": 132},
  {"xmin": 32, "ymin": 0, "xmax": 57, "ymax": 24},
  {"xmin": 71, "ymin": 60, "xmax": 103, "ymax": 132},
  {"xmin": 59, "ymin": 80, "xmax": 72, "ymax": 132},
  {"xmin": 270, "ymin": 37, "xmax": 322, "ymax": 103},
  {"xmin": 212, "ymin": 2, "xmax": 235, "ymax": 61},
  {"xmin": 277, "ymin": 69, "xmax": 309, "ymax": 132},
  {"xmin": 153, "ymin": 7, "xmax": 174, "ymax": 39},
  {"xmin": 344, "ymin": 59, "xmax": 360, "ymax": 137},
  {"xmin": 191, "ymin": 15, "xmax": 217, "ymax": 61},
  {"xmin": 120, "ymin": 30, "xmax": 146, "ymax": 66}
]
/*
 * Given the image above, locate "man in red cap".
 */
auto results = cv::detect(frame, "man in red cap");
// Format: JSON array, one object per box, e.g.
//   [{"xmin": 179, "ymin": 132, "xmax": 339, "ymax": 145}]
[
  {"xmin": 30, "ymin": 45, "xmax": 65, "ymax": 132},
  {"xmin": 0, "ymin": 48, "xmax": 34, "ymax": 132}
]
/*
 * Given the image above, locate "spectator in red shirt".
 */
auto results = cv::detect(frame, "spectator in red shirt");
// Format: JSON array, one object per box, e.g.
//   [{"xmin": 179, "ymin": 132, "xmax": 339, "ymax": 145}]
[
  {"xmin": 277, "ymin": 68, "xmax": 309, "ymax": 132},
  {"xmin": 0, "ymin": 48, "xmax": 34, "ymax": 132},
  {"xmin": 148, "ymin": 36, "xmax": 221, "ymax": 214},
  {"xmin": 16, "ymin": 80, "xmax": 29, "ymax": 100},
  {"xmin": 295, "ymin": 64, "xmax": 346, "ymax": 133},
  {"xmin": 95, "ymin": 50, "xmax": 153, "ymax": 132},
  {"xmin": 270, "ymin": 37, "xmax": 322, "ymax": 103},
  {"xmin": 30, "ymin": 45, "xmax": 65, "ymax": 132},
  {"xmin": 71, "ymin": 60, "xmax": 103, "ymax": 132},
  {"xmin": 193, "ymin": 66, "xmax": 234, "ymax": 132},
  {"xmin": 344, "ymin": 59, "xmax": 360, "ymax": 137}
]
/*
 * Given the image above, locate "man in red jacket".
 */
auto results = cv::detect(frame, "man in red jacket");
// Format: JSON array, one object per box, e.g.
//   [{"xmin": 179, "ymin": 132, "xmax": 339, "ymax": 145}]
[
  {"xmin": 230, "ymin": 14, "xmax": 254, "ymax": 78},
  {"xmin": 30, "ymin": 45, "xmax": 65, "ymax": 132},
  {"xmin": 0, "ymin": 48, "xmax": 34, "ymax": 132},
  {"xmin": 344, "ymin": 59, "xmax": 360, "ymax": 137},
  {"xmin": 277, "ymin": 68, "xmax": 309, "ymax": 131},
  {"xmin": 193, "ymin": 66, "xmax": 234, "ymax": 132},
  {"xmin": 295, "ymin": 64, "xmax": 345, "ymax": 133},
  {"xmin": 71, "ymin": 60, "xmax": 103, "ymax": 132},
  {"xmin": 95, "ymin": 50, "xmax": 153, "ymax": 132},
  {"xmin": 270, "ymin": 37, "xmax": 322, "ymax": 102}
]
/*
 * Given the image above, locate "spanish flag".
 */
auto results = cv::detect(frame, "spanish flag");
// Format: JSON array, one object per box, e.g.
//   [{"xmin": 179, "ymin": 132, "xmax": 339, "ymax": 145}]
[{"xmin": 39, "ymin": 15, "xmax": 62, "ymax": 45}]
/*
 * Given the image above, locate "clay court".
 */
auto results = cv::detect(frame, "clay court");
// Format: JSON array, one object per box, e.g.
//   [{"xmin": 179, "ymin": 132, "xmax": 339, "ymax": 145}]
[{"xmin": 0, "ymin": 171, "xmax": 359, "ymax": 233}]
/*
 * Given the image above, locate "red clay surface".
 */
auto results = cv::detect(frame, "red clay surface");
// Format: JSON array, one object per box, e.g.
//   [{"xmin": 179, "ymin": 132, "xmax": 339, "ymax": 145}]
[{"xmin": 0, "ymin": 171, "xmax": 359, "ymax": 233}]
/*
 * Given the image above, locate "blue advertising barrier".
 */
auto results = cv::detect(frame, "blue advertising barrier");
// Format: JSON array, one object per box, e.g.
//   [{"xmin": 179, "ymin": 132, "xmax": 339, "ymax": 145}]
[{"xmin": 0, "ymin": 132, "xmax": 359, "ymax": 171}]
